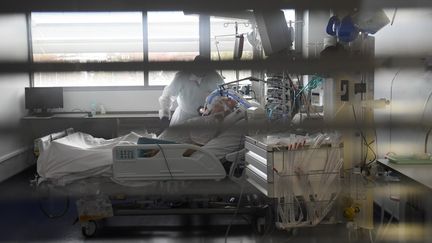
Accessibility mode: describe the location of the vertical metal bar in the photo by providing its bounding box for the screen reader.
[142,11,149,86]
[294,9,303,54]
[26,12,34,87]
[199,14,210,59]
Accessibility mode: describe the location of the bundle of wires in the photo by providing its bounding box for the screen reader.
[294,75,324,99]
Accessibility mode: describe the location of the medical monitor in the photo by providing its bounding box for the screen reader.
[254,10,293,56]
[25,87,63,113]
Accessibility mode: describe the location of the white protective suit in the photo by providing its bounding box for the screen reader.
[158,70,224,126]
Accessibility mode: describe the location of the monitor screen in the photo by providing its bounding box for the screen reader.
[25,87,63,110]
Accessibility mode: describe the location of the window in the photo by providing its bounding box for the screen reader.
[31,12,144,87]
[148,11,199,86]
[30,10,297,88]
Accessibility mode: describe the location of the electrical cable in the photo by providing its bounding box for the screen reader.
[376,213,394,242]
[227,134,244,179]
[425,129,432,154]
[351,105,377,169]
[156,144,173,179]
[296,74,302,85]
[374,121,379,163]
[298,86,323,120]
[224,180,245,243]
[369,229,375,243]
[366,140,377,166]
[294,75,323,99]
[389,69,401,153]
[220,76,266,89]
[224,131,247,242]
[420,90,432,123]
[390,8,398,26]
[420,90,432,153]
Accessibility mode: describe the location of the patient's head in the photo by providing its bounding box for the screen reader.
[203,96,238,118]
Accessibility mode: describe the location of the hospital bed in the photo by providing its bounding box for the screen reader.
[33,128,271,237]
[34,128,343,237]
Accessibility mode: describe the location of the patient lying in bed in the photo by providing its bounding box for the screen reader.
[133,109,245,159]
[37,96,248,185]
[155,96,246,159]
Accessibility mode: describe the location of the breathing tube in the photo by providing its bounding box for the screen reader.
[206,88,252,109]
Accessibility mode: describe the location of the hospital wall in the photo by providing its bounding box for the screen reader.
[374,9,432,158]
[0,14,33,182]
[62,88,162,112]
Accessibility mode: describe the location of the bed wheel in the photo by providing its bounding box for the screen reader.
[81,220,98,238]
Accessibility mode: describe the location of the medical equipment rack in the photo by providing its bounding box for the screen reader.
[244,135,343,229]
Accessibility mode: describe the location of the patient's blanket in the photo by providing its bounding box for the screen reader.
[37,132,141,185]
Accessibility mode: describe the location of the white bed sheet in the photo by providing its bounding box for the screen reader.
[37,112,246,185]
[37,132,141,185]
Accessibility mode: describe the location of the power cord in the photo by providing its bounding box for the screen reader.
[224,179,245,243]
[425,129,432,154]
[421,90,432,153]
[156,144,173,179]
[351,105,377,174]
[389,69,401,153]
[225,129,247,242]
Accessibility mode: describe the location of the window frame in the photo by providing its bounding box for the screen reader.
[28,10,298,90]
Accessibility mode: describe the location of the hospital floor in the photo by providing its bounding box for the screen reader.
[0,166,374,243]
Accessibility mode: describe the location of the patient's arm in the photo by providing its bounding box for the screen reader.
[182,149,197,157]
[139,149,160,157]
[157,125,194,144]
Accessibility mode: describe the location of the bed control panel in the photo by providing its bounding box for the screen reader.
[115,148,135,160]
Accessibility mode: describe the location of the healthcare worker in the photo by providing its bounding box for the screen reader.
[158,55,224,126]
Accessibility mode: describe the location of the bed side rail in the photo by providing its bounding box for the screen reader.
[112,144,226,181]
[34,128,75,156]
